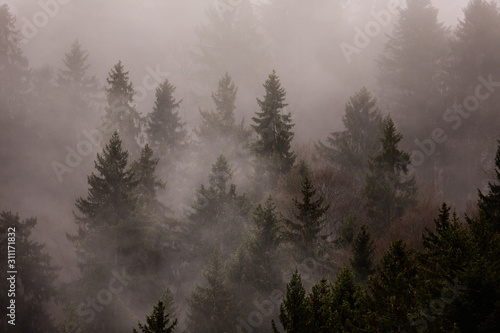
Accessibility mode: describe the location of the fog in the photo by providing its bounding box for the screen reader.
[1,0,499,332]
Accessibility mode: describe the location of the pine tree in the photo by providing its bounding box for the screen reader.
[363,117,417,231]
[316,87,383,181]
[0,212,59,333]
[272,270,310,333]
[133,301,178,333]
[146,78,187,158]
[283,176,330,259]
[186,249,237,333]
[102,61,143,158]
[350,225,375,282]
[252,70,296,187]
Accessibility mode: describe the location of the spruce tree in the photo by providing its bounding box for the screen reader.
[369,240,419,331]
[316,87,383,181]
[102,61,143,158]
[133,301,178,333]
[272,270,310,333]
[195,73,252,180]
[0,212,59,333]
[477,139,500,233]
[186,249,237,333]
[0,4,29,118]
[131,144,167,225]
[196,72,237,141]
[146,78,187,158]
[350,225,375,282]
[57,39,99,102]
[307,278,335,332]
[252,70,296,185]
[378,0,448,140]
[363,117,417,231]
[192,0,269,92]
[283,176,330,259]
[188,154,249,256]
[330,267,358,331]
[228,195,282,294]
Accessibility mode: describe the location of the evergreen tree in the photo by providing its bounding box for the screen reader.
[195,73,252,177]
[252,70,296,185]
[68,132,153,332]
[102,61,143,158]
[0,4,29,118]
[369,239,419,331]
[330,267,359,331]
[131,144,167,225]
[57,39,99,103]
[0,212,59,333]
[316,87,383,181]
[378,0,449,140]
[307,278,334,333]
[350,225,375,282]
[188,154,250,256]
[477,139,500,233]
[363,117,417,231]
[192,0,270,95]
[133,301,178,333]
[196,72,237,141]
[272,270,310,333]
[146,78,187,158]
[228,195,282,295]
[283,176,330,259]
[445,0,500,208]
[186,249,237,333]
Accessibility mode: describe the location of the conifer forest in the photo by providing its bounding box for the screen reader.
[3,0,500,332]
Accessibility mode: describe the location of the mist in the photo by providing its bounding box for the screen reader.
[1,0,500,332]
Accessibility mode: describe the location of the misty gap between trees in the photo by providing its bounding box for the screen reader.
[1,0,500,332]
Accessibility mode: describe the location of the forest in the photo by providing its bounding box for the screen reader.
[1,0,500,332]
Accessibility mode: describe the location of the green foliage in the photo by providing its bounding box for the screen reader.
[477,139,500,234]
[316,87,382,181]
[350,225,375,282]
[252,70,296,185]
[369,239,419,331]
[273,270,310,333]
[133,301,178,333]
[363,117,417,231]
